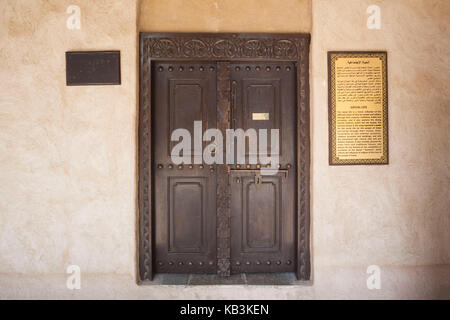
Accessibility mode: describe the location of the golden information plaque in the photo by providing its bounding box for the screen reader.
[328,51,388,165]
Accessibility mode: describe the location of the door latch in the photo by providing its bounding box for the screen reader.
[229,168,289,179]
[254,172,262,185]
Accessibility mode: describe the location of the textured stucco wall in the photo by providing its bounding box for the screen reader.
[139,0,312,32]
[0,0,449,299]
[0,0,138,276]
[311,0,450,268]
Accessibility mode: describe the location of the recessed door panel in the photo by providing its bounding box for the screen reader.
[245,82,278,129]
[169,177,206,253]
[242,80,281,156]
[169,79,209,157]
[242,176,281,252]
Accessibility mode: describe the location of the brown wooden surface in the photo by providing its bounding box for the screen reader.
[229,62,297,273]
[216,62,232,276]
[152,62,217,274]
[138,33,311,282]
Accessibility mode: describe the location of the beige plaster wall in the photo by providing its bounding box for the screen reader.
[139,0,312,32]
[0,0,449,299]
[0,0,138,276]
[312,0,450,268]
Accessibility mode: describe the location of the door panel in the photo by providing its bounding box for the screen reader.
[241,79,281,155]
[168,79,209,157]
[230,62,297,273]
[153,62,217,274]
[168,177,207,253]
[241,175,281,252]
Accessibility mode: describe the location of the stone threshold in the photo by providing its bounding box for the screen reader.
[142,272,307,286]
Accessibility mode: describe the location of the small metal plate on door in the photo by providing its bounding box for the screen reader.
[252,113,269,120]
[66,51,121,86]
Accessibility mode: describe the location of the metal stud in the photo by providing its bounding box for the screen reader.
[277,164,281,169]
[178,262,183,266]
[168,261,174,265]
[158,66,163,72]
[276,66,281,71]
[178,164,183,169]
[235,261,241,266]
[256,261,261,265]
[168,66,173,72]
[199,66,204,72]
[266,164,271,168]
[188,261,193,266]
[179,66,184,72]
[189,66,194,72]
[158,261,163,266]
[286,260,292,265]
[286,66,291,72]
[287,163,292,169]
[245,66,251,71]
[235,66,241,71]
[246,164,251,169]
[236,164,241,168]
[208,261,214,265]
[276,260,281,265]
[266,260,271,265]
[188,164,193,169]
[199,164,204,169]
[168,164,173,169]
[245,261,251,265]
[199,261,204,266]
[255,66,261,71]
[157,164,163,169]
[256,164,261,169]
[209,165,214,169]
[210,66,215,71]
[266,66,271,72]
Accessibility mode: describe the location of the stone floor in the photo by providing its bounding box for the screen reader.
[147,272,302,286]
[2,266,449,299]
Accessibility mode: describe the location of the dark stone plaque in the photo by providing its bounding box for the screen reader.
[65,51,121,86]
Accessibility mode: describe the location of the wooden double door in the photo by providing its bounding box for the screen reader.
[152,60,297,276]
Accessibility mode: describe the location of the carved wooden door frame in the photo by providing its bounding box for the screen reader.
[138,33,311,282]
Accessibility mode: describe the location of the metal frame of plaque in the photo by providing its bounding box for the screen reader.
[328,51,388,165]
